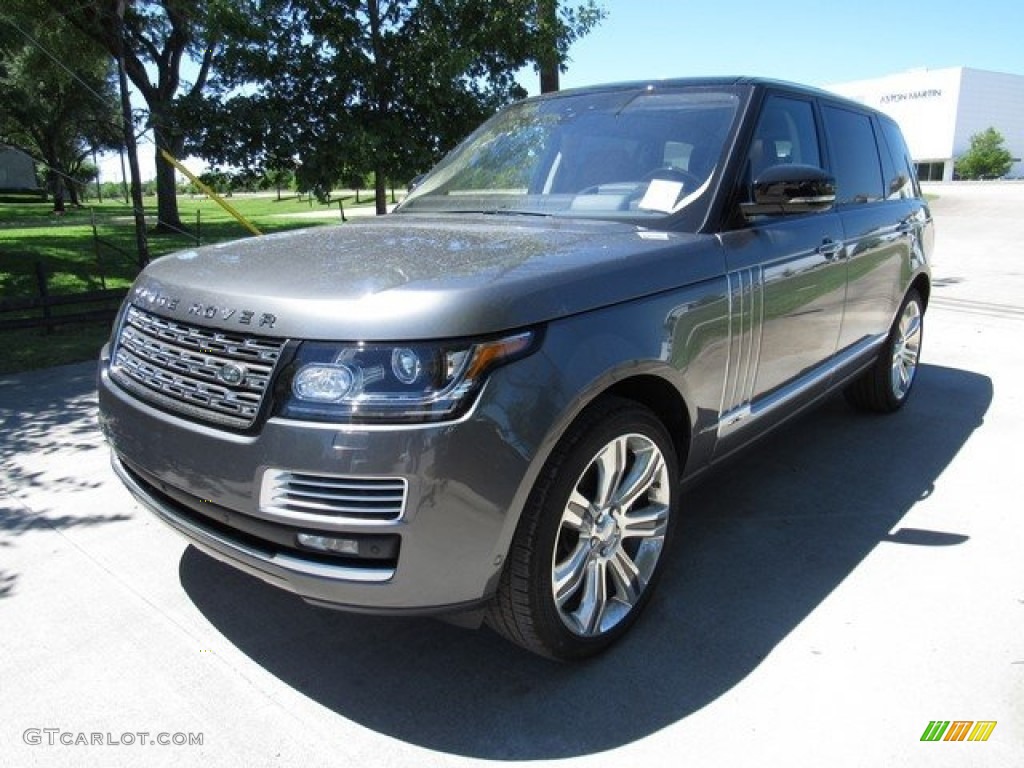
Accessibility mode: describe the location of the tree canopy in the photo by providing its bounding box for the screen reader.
[955,127,1015,180]
[48,0,242,230]
[7,0,604,222]
[189,0,605,212]
[0,0,121,210]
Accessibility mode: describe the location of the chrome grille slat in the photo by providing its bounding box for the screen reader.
[110,305,286,429]
[260,470,407,522]
[282,487,405,504]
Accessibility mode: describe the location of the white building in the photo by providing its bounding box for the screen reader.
[827,67,1024,181]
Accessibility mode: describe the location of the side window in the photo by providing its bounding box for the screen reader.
[879,119,920,199]
[822,105,885,205]
[747,96,821,184]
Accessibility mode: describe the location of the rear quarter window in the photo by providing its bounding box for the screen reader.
[879,118,920,199]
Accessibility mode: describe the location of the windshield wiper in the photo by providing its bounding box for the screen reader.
[480,209,552,218]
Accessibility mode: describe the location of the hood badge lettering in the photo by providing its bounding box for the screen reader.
[134,287,276,329]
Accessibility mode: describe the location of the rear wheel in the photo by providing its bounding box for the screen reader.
[487,398,678,660]
[845,289,924,413]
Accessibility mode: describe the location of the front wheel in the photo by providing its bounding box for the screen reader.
[487,398,678,660]
[845,288,924,413]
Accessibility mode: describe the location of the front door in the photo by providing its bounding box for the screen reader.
[715,94,847,454]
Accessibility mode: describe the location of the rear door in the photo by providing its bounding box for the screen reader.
[820,104,911,357]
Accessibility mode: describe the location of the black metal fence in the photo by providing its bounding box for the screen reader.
[0,261,126,332]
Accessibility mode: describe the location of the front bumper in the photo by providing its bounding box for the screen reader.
[97,357,539,614]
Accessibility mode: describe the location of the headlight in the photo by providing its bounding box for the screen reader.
[277,330,537,423]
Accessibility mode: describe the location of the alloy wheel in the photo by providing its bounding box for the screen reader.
[890,298,923,400]
[550,433,671,636]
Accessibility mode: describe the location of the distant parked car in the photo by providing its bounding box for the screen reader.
[99,77,932,660]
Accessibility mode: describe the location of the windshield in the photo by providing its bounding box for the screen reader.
[397,84,744,230]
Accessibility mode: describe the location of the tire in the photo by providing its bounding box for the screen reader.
[486,397,678,660]
[845,288,924,413]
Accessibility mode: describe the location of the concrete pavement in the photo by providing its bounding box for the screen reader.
[1,182,1021,767]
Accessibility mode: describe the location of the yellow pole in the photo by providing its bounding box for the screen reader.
[159,148,262,237]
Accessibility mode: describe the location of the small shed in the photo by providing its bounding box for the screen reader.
[0,147,43,194]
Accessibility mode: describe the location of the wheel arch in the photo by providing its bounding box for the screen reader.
[603,374,692,474]
[484,368,695,599]
[910,272,931,310]
[485,384,686,658]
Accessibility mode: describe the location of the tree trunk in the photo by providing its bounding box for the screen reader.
[540,62,560,94]
[152,124,185,233]
[67,179,82,207]
[374,168,388,215]
[49,170,66,214]
[368,1,390,217]
[538,0,560,94]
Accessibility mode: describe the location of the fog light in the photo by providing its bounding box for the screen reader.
[296,533,360,555]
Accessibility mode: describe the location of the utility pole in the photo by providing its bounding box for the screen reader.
[119,147,129,204]
[92,148,103,202]
[115,0,149,268]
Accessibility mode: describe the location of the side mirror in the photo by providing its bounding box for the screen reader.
[741,164,836,218]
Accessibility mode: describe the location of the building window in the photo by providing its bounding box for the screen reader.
[916,162,946,181]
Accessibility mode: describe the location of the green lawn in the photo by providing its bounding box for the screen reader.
[0,191,372,374]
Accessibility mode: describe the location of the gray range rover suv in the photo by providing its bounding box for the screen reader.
[98,77,932,660]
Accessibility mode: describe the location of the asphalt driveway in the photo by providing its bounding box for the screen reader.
[1,182,1021,767]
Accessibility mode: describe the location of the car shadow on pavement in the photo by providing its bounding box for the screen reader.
[180,363,991,759]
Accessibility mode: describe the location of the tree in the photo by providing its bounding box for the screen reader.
[955,127,1014,180]
[196,0,604,215]
[265,167,295,201]
[0,1,122,211]
[48,0,239,231]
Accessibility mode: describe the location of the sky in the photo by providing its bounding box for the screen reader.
[549,0,1024,93]
[101,0,1024,183]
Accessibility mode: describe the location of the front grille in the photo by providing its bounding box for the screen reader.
[110,305,287,429]
[260,470,408,522]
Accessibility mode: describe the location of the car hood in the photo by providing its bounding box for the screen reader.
[127,214,724,339]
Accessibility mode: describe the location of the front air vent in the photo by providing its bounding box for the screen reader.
[260,470,408,523]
